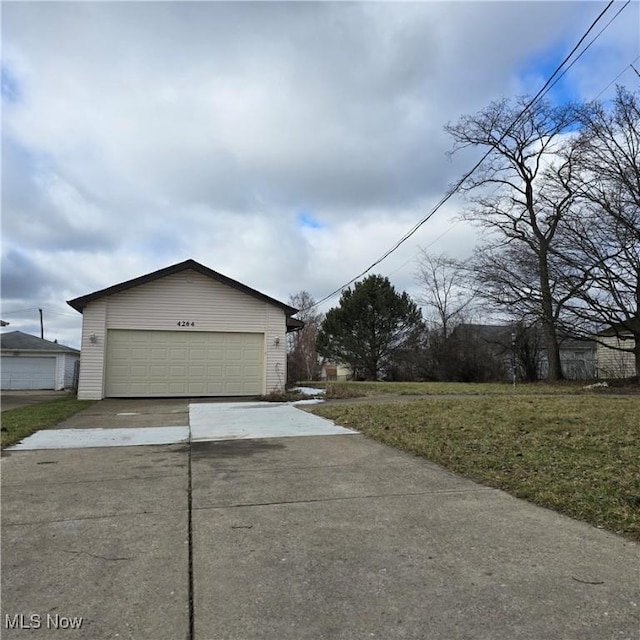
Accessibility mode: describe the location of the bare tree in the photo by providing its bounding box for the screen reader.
[414,250,474,339]
[556,86,640,376]
[287,291,323,384]
[446,96,580,380]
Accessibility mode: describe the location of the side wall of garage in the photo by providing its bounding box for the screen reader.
[77,269,287,399]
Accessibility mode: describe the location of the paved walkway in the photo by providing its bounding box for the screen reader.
[1,400,638,639]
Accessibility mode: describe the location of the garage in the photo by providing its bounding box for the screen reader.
[1,356,56,390]
[105,330,264,397]
[0,331,80,390]
[68,259,303,400]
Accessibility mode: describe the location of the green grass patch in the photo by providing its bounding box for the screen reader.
[1,396,95,449]
[311,395,640,540]
[302,380,612,397]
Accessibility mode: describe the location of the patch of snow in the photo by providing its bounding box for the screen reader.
[583,382,609,390]
[291,386,326,396]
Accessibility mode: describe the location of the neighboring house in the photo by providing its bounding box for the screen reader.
[1,331,80,390]
[319,360,352,381]
[67,259,302,400]
[556,335,598,380]
[596,321,639,379]
[455,324,597,380]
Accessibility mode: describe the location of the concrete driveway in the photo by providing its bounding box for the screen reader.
[2,399,639,639]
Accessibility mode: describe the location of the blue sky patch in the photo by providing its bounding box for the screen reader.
[1,65,22,104]
[297,211,323,230]
[518,41,583,106]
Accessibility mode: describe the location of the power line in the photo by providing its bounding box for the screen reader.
[391,47,640,283]
[535,0,630,100]
[0,308,40,316]
[594,55,640,99]
[302,0,621,312]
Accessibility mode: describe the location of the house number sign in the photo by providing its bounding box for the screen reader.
[177,321,196,327]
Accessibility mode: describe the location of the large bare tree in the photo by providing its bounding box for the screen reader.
[446,96,579,380]
[556,86,640,376]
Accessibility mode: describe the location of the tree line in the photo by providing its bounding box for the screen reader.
[288,87,639,384]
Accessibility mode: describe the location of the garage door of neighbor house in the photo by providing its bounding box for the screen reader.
[105,330,264,397]
[1,356,56,390]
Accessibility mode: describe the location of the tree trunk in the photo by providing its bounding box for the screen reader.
[538,248,564,381]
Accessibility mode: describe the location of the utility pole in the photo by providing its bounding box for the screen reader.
[39,308,44,339]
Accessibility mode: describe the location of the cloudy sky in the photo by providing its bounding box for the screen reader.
[2,0,638,347]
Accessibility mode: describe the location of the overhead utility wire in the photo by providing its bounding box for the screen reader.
[385,5,634,282]
[386,56,637,282]
[302,0,620,312]
[594,55,640,99]
[533,0,630,98]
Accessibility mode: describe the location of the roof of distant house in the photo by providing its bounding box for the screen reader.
[0,331,79,354]
[455,323,596,350]
[597,318,640,337]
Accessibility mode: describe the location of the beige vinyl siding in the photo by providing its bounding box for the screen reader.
[106,271,267,331]
[77,300,107,399]
[265,305,287,393]
[597,336,636,378]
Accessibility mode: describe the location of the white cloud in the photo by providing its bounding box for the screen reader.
[2,1,638,347]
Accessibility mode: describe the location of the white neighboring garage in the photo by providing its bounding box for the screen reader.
[1,331,80,390]
[67,259,304,400]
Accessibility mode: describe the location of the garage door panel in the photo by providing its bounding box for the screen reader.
[1,356,57,390]
[106,330,264,397]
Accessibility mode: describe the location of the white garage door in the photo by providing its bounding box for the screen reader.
[105,330,264,397]
[1,356,56,390]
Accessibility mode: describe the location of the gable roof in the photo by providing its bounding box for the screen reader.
[67,259,299,316]
[0,331,79,354]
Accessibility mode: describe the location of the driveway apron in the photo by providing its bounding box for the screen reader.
[2,399,639,639]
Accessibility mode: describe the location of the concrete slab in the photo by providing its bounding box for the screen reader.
[2,513,188,639]
[1,445,189,639]
[191,434,640,640]
[191,435,482,509]
[7,426,189,450]
[1,444,189,485]
[56,398,189,429]
[190,402,357,441]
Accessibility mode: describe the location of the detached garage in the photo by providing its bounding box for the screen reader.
[67,259,302,400]
[1,331,80,391]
